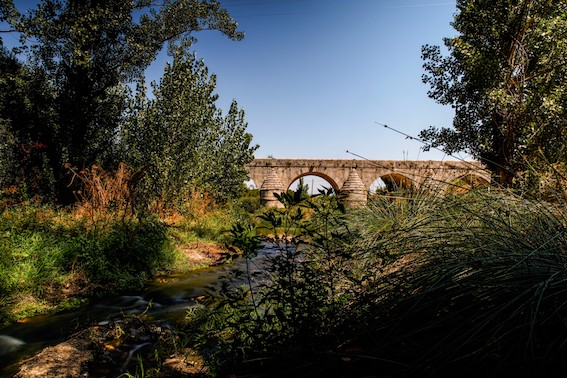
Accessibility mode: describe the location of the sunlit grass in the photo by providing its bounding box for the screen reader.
[0,195,245,325]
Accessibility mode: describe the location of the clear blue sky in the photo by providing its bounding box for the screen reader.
[145,0,463,161]
[6,0,463,162]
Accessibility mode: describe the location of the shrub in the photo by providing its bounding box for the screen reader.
[67,216,174,292]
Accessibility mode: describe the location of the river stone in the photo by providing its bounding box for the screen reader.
[15,338,93,378]
[161,348,208,376]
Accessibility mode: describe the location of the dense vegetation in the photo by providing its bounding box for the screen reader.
[0,184,256,325]
[177,184,567,377]
[420,0,566,187]
[0,0,257,324]
[0,0,255,205]
[1,1,566,377]
[0,206,172,324]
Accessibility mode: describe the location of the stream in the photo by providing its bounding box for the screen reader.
[0,244,276,377]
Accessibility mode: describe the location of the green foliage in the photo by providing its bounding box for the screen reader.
[67,217,174,292]
[0,0,243,203]
[228,222,262,259]
[185,186,356,375]
[0,46,56,201]
[172,205,238,246]
[120,49,257,206]
[183,185,567,376]
[420,0,567,187]
[291,177,310,199]
[0,206,176,324]
[234,188,262,215]
[346,190,567,376]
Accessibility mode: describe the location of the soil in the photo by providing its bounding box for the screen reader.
[14,317,209,377]
[177,241,232,266]
[14,338,93,378]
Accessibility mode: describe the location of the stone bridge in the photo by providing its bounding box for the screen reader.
[246,158,491,207]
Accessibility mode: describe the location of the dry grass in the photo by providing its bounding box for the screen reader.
[68,163,137,223]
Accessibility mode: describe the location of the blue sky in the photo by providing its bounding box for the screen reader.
[145,0,463,161]
[5,0,463,162]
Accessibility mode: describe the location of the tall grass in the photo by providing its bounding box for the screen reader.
[0,205,176,325]
[347,189,567,376]
[187,181,567,376]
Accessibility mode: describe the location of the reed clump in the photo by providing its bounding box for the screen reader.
[189,179,567,377]
[347,189,567,376]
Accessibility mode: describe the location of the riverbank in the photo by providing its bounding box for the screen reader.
[7,187,567,377]
[2,241,269,378]
[0,202,238,327]
[13,316,207,378]
[0,200,243,377]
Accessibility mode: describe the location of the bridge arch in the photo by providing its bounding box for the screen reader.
[446,174,490,194]
[287,172,340,192]
[370,173,414,193]
[380,173,414,191]
[244,179,258,190]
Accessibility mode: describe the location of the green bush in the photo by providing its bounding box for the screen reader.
[234,188,262,215]
[67,216,174,292]
[185,187,356,375]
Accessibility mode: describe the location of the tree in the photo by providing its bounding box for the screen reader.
[293,177,310,199]
[420,0,567,186]
[0,0,243,202]
[120,49,257,206]
[201,100,259,200]
[0,45,57,200]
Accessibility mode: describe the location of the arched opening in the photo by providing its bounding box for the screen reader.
[369,174,414,200]
[375,173,414,192]
[446,174,490,194]
[288,174,338,197]
[369,177,387,194]
[243,179,257,190]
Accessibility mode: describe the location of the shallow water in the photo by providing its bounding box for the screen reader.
[0,243,276,377]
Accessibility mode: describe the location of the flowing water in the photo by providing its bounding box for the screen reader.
[0,244,276,377]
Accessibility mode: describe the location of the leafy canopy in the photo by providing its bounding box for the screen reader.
[420,0,567,186]
[0,0,246,203]
[120,49,257,205]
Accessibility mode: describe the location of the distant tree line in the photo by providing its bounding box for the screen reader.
[0,0,257,205]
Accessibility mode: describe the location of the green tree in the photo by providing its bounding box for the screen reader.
[201,100,259,200]
[0,45,56,200]
[420,0,567,186]
[291,177,310,199]
[121,49,257,206]
[0,0,243,202]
